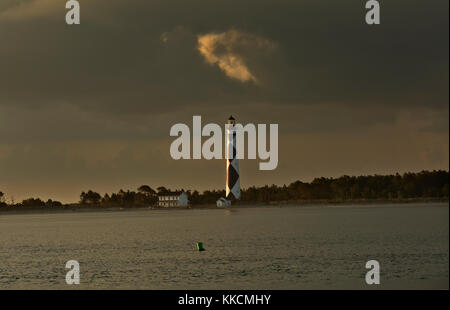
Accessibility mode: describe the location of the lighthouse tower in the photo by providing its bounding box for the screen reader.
[226,115,241,200]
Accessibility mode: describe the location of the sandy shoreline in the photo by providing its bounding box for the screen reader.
[0,198,447,216]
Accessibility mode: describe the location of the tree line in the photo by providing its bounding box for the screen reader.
[0,170,448,208]
[239,170,449,203]
[189,170,449,204]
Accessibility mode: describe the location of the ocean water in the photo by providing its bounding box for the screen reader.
[0,203,448,289]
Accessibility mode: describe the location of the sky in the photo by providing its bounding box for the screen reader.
[0,0,448,203]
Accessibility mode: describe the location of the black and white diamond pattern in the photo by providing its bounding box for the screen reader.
[226,127,240,199]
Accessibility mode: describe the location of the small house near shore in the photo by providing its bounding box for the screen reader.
[216,197,231,208]
[157,191,189,207]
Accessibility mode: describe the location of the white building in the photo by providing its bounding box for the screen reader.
[157,191,189,207]
[216,197,231,208]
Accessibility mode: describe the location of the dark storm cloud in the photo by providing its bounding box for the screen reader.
[0,0,448,113]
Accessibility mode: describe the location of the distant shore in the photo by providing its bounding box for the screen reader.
[0,197,447,215]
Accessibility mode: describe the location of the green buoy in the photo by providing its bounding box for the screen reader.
[197,242,205,251]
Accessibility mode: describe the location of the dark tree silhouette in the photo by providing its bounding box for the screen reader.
[80,190,102,205]
[157,186,169,195]
[138,185,156,196]
[0,171,448,209]
[0,191,6,207]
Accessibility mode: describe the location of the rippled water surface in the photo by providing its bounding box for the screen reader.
[0,203,448,289]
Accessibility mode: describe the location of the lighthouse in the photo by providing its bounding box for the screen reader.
[226,115,241,200]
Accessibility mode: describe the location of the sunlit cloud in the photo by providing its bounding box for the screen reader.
[197,29,276,84]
